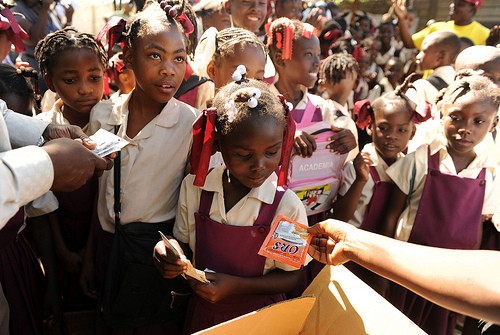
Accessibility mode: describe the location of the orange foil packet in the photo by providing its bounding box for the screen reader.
[258,215,312,269]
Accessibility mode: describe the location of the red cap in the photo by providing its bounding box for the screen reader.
[462,0,482,10]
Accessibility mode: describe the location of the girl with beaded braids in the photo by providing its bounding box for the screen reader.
[84,0,198,332]
[382,74,500,335]
[153,76,307,333]
[31,26,106,322]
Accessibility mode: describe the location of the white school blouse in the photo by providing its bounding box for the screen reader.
[88,92,199,233]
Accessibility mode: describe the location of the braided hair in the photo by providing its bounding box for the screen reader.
[213,79,286,136]
[320,53,359,85]
[144,0,197,55]
[0,63,35,116]
[35,27,107,77]
[212,27,266,66]
[267,18,314,60]
[124,0,188,50]
[441,73,500,109]
[370,73,418,119]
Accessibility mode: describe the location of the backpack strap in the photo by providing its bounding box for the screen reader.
[174,75,212,99]
[426,75,448,91]
[253,186,287,227]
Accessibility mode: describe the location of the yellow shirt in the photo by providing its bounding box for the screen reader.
[412,20,490,50]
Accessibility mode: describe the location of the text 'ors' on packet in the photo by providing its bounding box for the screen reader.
[258,215,312,269]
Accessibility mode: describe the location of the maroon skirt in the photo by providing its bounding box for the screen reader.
[0,221,45,335]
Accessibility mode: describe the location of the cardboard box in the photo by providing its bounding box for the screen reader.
[196,265,427,334]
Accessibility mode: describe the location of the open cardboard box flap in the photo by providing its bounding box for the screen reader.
[196,265,427,335]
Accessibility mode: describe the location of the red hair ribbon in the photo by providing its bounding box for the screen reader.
[0,7,29,52]
[277,94,296,186]
[176,12,194,36]
[353,99,373,130]
[302,23,316,39]
[414,101,433,124]
[97,16,127,60]
[282,21,294,60]
[191,107,217,187]
[352,45,364,62]
[323,29,341,42]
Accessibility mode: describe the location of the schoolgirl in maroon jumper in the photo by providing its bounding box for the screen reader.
[267,18,356,297]
[332,75,431,295]
[34,27,106,310]
[154,77,308,333]
[384,74,500,335]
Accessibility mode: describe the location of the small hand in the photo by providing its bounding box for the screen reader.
[486,25,500,47]
[304,7,325,33]
[80,258,97,299]
[294,131,317,157]
[60,249,83,273]
[391,0,407,20]
[153,240,187,279]
[327,127,357,154]
[353,152,372,183]
[189,272,236,304]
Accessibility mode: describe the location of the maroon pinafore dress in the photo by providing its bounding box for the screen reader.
[360,166,395,233]
[185,188,286,333]
[0,209,45,335]
[387,149,486,335]
[53,176,97,306]
[346,166,395,295]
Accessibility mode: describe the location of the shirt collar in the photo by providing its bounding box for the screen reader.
[106,90,181,129]
[201,165,278,205]
[362,142,404,170]
[432,66,455,85]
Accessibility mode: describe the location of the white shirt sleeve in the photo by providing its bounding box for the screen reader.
[0,146,54,228]
[2,103,48,148]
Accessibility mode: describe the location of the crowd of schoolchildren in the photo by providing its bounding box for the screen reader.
[0,0,499,334]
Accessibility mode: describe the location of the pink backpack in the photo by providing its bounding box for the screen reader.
[288,94,347,215]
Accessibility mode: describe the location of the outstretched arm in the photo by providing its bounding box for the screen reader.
[392,0,416,49]
[308,219,500,324]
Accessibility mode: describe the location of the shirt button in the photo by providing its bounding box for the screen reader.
[258,227,266,233]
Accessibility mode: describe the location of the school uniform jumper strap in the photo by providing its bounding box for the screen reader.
[359,166,395,234]
[291,94,323,127]
[409,147,486,249]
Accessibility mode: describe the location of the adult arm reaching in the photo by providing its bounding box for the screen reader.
[1,100,113,226]
[307,219,500,324]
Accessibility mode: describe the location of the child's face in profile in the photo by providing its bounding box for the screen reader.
[284,35,321,88]
[209,44,266,89]
[370,105,414,165]
[227,0,267,33]
[443,93,498,156]
[46,48,104,116]
[219,115,284,189]
[416,37,441,71]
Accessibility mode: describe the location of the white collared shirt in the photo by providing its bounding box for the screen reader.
[88,93,199,233]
